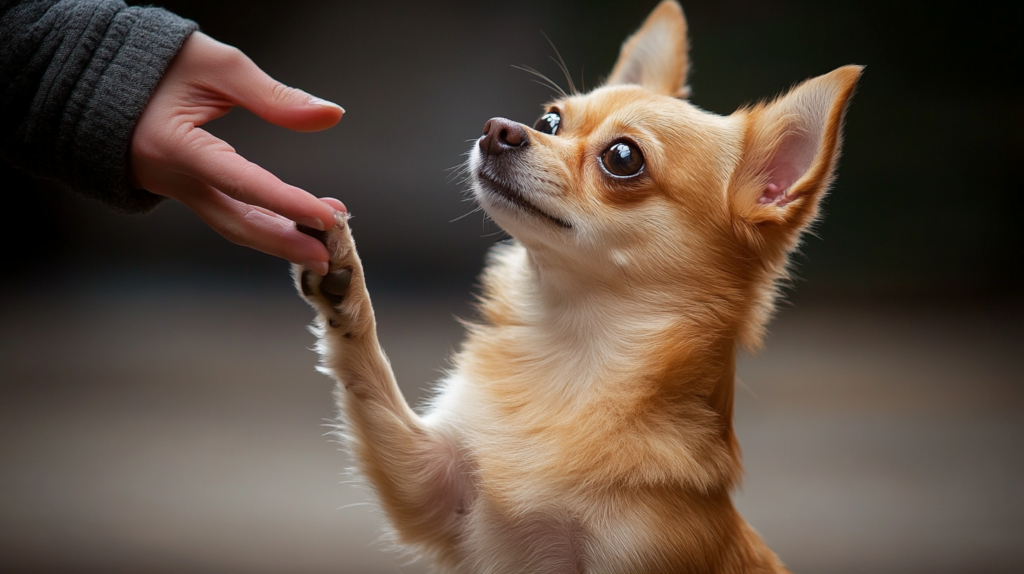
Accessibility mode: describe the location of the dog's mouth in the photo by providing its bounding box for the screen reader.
[476,172,572,230]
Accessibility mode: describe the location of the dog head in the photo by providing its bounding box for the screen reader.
[469,0,861,348]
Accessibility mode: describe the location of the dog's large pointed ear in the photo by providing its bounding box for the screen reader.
[606,0,690,98]
[729,65,863,249]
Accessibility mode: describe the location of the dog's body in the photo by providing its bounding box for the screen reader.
[295,2,860,572]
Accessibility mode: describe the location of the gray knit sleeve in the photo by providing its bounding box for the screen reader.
[0,0,198,213]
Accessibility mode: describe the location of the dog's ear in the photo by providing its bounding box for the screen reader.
[606,0,690,98]
[729,65,863,250]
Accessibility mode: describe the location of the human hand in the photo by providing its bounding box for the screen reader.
[130,32,344,275]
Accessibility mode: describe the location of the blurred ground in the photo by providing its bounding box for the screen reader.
[0,278,1020,574]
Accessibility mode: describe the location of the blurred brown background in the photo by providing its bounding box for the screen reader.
[1,1,1021,572]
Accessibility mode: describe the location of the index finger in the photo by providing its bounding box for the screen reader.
[174,127,335,231]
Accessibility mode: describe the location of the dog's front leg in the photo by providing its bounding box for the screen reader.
[294,214,468,558]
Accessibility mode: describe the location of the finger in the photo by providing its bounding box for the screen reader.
[173,127,336,231]
[172,177,331,274]
[320,197,347,212]
[195,33,344,132]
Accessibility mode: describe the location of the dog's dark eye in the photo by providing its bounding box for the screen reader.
[533,112,561,135]
[601,141,644,177]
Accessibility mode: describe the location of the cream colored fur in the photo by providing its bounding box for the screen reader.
[294,2,861,572]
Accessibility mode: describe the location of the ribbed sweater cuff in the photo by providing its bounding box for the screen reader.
[71,6,197,213]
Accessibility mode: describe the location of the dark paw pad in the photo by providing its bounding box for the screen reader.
[300,270,318,297]
[319,267,353,304]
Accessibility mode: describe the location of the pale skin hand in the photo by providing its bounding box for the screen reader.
[130,32,346,276]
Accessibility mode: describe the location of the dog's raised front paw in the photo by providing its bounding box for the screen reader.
[294,213,367,337]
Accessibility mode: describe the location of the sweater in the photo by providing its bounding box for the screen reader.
[0,0,197,213]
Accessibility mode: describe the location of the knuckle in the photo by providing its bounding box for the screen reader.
[218,172,245,198]
[269,81,298,106]
[211,218,246,245]
[212,163,259,201]
[226,163,262,199]
[216,45,247,69]
[174,123,202,149]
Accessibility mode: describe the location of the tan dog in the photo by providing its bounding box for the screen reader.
[295,1,860,571]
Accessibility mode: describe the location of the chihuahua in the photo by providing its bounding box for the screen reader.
[294,1,860,572]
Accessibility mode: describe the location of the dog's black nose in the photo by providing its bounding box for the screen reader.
[479,118,529,156]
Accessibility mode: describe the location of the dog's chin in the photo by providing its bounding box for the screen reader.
[473,172,572,231]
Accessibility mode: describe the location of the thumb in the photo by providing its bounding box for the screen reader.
[250,82,345,132]
[205,37,344,132]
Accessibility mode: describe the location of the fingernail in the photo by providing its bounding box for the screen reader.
[305,260,329,276]
[320,197,348,212]
[298,217,325,231]
[309,96,344,114]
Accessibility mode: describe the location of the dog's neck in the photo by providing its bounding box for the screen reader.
[519,238,744,357]
[469,241,743,485]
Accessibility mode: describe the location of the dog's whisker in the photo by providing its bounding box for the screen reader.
[513,64,568,98]
[548,55,577,97]
[479,227,510,239]
[450,206,484,223]
[735,377,760,401]
[445,159,475,184]
[446,168,472,183]
[337,502,375,511]
[542,32,577,96]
